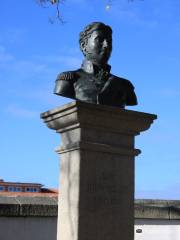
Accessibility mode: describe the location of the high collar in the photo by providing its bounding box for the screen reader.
[81,59,111,74]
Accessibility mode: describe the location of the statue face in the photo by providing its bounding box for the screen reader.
[84,29,112,66]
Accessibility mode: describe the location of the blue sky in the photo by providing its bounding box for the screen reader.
[1,0,180,199]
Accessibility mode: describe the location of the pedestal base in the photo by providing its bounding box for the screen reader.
[41,101,157,240]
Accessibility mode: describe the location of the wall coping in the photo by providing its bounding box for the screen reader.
[0,195,58,217]
[0,196,180,219]
[135,199,180,220]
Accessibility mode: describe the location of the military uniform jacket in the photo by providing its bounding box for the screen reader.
[54,61,137,108]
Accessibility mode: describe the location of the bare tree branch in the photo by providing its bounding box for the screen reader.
[36,0,144,24]
[36,0,65,23]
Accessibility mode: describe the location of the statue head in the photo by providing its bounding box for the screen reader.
[79,22,112,66]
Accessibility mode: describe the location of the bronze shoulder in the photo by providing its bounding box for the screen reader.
[54,70,81,99]
[123,79,137,106]
[109,74,137,106]
[111,75,135,89]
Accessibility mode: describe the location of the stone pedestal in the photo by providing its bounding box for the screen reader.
[41,101,157,240]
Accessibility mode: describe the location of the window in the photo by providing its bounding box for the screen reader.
[25,187,40,192]
[8,186,16,192]
[26,187,33,192]
[25,187,39,192]
[33,188,38,192]
[25,187,30,192]
[0,186,5,191]
[15,187,22,192]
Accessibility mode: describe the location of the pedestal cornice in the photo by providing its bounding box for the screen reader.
[41,101,157,135]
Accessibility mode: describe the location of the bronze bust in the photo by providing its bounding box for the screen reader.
[54,22,137,108]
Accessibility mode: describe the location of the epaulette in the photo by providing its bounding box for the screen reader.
[57,71,77,81]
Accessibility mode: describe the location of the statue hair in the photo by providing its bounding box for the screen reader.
[79,22,112,56]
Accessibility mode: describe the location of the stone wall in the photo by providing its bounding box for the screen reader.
[0,195,57,240]
[0,216,57,240]
[0,196,180,240]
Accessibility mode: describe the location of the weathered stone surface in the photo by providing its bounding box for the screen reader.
[0,204,19,216]
[135,199,180,220]
[0,196,58,217]
[41,101,157,240]
[135,199,169,219]
[16,196,57,205]
[168,200,180,220]
[41,101,156,136]
[1,196,180,220]
[0,196,19,216]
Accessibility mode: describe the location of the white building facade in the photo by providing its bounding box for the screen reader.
[135,199,180,240]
